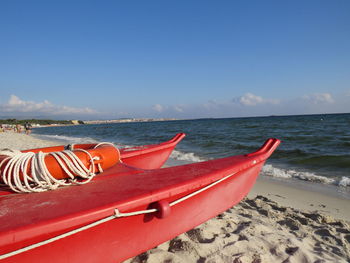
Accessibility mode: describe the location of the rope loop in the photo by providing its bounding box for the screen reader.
[0,142,118,193]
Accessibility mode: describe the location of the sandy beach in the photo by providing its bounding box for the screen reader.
[0,131,59,150]
[0,132,349,262]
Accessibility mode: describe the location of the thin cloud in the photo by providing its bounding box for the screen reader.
[0,95,98,116]
[152,104,185,114]
[302,93,334,104]
[235,93,280,106]
[173,106,184,113]
[152,104,165,113]
[239,93,264,106]
[148,92,348,119]
[4,91,347,120]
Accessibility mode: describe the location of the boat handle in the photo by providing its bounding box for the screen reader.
[115,170,238,218]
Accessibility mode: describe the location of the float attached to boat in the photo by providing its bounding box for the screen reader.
[0,135,280,263]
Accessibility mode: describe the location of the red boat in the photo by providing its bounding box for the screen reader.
[119,133,185,169]
[20,133,185,170]
[0,138,280,263]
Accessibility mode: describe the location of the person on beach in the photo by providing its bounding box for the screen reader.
[24,122,32,135]
[0,125,3,132]
[16,124,21,133]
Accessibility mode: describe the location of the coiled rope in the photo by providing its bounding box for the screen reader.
[0,143,117,193]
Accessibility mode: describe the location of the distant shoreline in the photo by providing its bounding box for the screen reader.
[1,112,349,127]
[84,118,178,125]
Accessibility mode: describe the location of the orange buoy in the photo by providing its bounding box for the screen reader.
[22,144,120,180]
[0,143,121,192]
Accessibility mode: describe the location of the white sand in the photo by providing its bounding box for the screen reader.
[0,132,349,262]
[0,131,58,150]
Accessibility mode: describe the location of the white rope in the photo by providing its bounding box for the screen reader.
[0,212,119,260]
[0,143,117,193]
[116,171,237,217]
[0,169,238,260]
[92,142,121,172]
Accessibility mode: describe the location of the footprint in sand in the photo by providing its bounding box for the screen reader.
[344,235,350,243]
[186,228,218,244]
[232,221,251,235]
[314,228,344,246]
[168,237,192,253]
[277,218,300,231]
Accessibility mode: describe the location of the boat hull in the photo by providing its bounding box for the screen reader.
[19,133,185,170]
[119,133,185,169]
[0,138,280,263]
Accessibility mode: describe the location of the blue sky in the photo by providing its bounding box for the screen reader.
[1,0,349,119]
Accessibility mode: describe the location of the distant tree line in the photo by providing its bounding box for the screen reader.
[0,119,81,125]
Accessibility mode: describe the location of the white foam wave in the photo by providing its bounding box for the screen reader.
[117,144,134,149]
[262,164,349,187]
[170,150,205,163]
[339,176,350,187]
[34,134,98,144]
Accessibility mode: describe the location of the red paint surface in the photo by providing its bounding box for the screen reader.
[0,138,280,263]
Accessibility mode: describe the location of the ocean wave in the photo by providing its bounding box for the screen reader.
[170,150,206,163]
[33,134,98,144]
[262,164,350,187]
[339,176,350,187]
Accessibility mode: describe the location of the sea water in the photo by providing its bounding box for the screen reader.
[33,113,350,191]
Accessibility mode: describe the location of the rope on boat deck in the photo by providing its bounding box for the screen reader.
[115,171,238,217]
[0,169,240,260]
[0,143,117,193]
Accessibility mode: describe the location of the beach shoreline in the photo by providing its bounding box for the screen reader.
[249,176,350,222]
[0,132,349,262]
